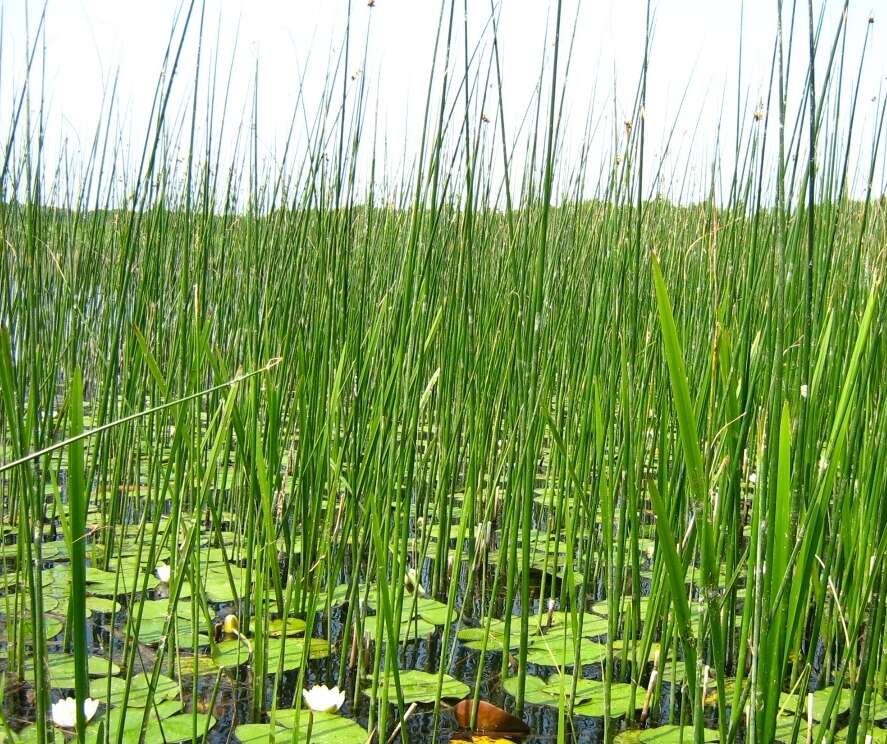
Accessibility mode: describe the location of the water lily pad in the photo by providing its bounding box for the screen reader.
[203,567,248,602]
[140,713,214,743]
[86,596,121,614]
[96,700,182,733]
[525,634,606,667]
[86,567,157,596]
[21,615,64,640]
[565,680,638,718]
[177,654,219,677]
[827,724,887,742]
[89,673,179,707]
[89,703,212,743]
[128,616,211,646]
[779,686,850,721]
[458,619,516,651]
[16,725,66,743]
[502,674,553,706]
[236,710,369,743]
[363,670,469,703]
[613,724,719,742]
[267,617,307,636]
[212,636,330,671]
[134,599,195,622]
[414,598,457,626]
[774,714,809,743]
[25,653,120,685]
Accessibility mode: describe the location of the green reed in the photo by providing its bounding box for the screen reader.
[0,2,886,743]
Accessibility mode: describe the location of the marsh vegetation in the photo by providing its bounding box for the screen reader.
[0,1,885,742]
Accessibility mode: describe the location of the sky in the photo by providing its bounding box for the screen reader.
[1,1,884,204]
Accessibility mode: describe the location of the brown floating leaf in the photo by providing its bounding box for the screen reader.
[452,699,530,736]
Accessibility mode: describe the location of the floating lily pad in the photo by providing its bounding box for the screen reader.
[363,670,469,703]
[458,619,516,651]
[774,714,809,743]
[202,570,246,603]
[139,712,215,743]
[21,615,64,640]
[267,617,307,636]
[412,597,457,626]
[827,724,887,742]
[86,567,158,596]
[613,724,720,742]
[779,686,850,721]
[25,653,120,684]
[236,710,369,743]
[89,673,180,707]
[128,616,211,646]
[87,704,213,744]
[502,674,554,706]
[86,596,121,614]
[212,636,330,671]
[16,725,66,743]
[95,699,182,734]
[566,682,638,718]
[133,599,196,622]
[177,654,219,677]
[524,634,607,667]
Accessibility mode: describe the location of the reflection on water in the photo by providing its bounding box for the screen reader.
[2,503,672,743]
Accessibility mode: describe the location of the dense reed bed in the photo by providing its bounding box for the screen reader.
[0,1,886,743]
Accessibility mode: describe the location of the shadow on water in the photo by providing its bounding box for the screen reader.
[0,497,737,743]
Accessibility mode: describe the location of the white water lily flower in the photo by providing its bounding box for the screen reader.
[302,684,345,713]
[51,697,99,728]
[156,564,171,583]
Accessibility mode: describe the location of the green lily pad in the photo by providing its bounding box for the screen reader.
[89,703,213,744]
[25,653,120,684]
[363,670,469,703]
[133,599,195,622]
[267,617,307,636]
[202,566,249,602]
[568,682,638,718]
[414,598,457,626]
[525,634,607,667]
[89,673,180,707]
[16,725,66,743]
[95,700,182,734]
[457,619,516,651]
[140,713,215,743]
[774,713,809,743]
[178,654,220,677]
[613,724,720,742]
[779,686,850,722]
[21,615,64,640]
[128,616,211,646]
[237,710,369,743]
[827,724,887,742]
[85,596,121,614]
[212,636,330,671]
[502,674,554,705]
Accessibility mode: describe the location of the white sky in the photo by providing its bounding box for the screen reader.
[1,1,884,204]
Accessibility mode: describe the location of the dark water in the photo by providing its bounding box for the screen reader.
[1,495,722,743]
